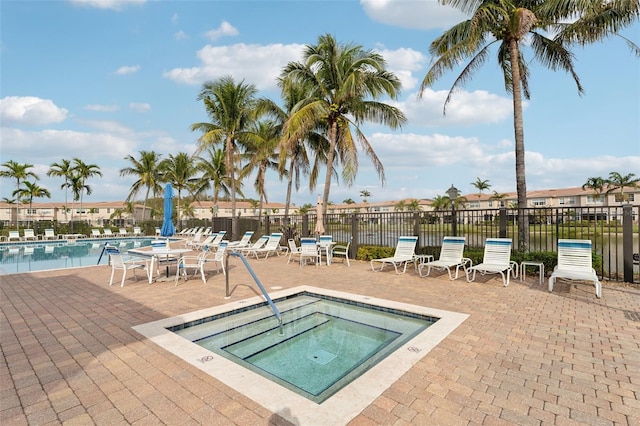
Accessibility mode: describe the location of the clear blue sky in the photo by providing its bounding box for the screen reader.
[1,0,639,207]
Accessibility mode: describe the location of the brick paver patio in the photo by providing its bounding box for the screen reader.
[2,253,639,425]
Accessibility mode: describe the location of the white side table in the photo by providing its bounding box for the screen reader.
[413,254,434,272]
[520,261,545,285]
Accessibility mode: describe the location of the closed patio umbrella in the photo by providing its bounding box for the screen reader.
[315,195,325,236]
[161,183,175,237]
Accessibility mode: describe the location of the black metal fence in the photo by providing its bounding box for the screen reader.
[242,205,639,284]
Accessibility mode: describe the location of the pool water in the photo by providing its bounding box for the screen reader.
[170,292,435,403]
[0,238,156,274]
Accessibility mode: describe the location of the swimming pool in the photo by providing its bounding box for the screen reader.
[134,286,469,424]
[0,238,158,274]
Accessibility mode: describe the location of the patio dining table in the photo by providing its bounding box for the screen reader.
[128,246,190,283]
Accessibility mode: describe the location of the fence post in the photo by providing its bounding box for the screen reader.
[622,204,633,283]
[264,215,270,235]
[499,208,507,238]
[351,213,358,259]
[302,214,309,237]
[413,212,420,245]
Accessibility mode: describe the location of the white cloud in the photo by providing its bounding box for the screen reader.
[204,21,239,41]
[171,13,179,24]
[67,0,146,11]
[114,65,140,75]
[395,89,514,127]
[360,0,468,30]
[175,30,188,40]
[85,104,119,112]
[129,102,151,112]
[163,43,306,89]
[374,47,427,91]
[0,96,68,126]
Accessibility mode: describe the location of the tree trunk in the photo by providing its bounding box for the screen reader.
[284,156,294,219]
[322,120,339,217]
[509,39,529,251]
[227,135,236,217]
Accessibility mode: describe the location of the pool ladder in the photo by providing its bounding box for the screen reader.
[225,251,283,335]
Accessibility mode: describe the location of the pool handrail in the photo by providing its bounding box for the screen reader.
[225,250,283,334]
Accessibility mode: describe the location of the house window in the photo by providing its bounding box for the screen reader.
[614,193,636,202]
[531,199,546,206]
[469,201,480,208]
[488,201,493,207]
[27,209,37,215]
[586,195,604,204]
[558,197,575,205]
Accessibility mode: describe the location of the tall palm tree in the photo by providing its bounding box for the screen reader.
[72,158,102,222]
[406,199,422,212]
[281,33,407,216]
[582,176,607,202]
[68,174,90,227]
[606,172,639,202]
[239,120,282,224]
[12,181,51,226]
[419,0,639,250]
[191,75,258,218]
[47,159,74,222]
[159,152,198,226]
[430,195,450,211]
[471,178,491,199]
[119,150,163,221]
[0,160,39,197]
[193,147,231,216]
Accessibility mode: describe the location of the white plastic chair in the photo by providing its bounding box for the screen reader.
[299,238,320,267]
[418,236,469,280]
[331,236,352,266]
[105,245,147,287]
[228,231,255,249]
[287,238,302,264]
[23,229,38,241]
[43,229,58,240]
[245,233,284,259]
[466,238,513,286]
[370,236,418,274]
[549,239,601,298]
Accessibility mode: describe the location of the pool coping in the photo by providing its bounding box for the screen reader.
[132,285,469,425]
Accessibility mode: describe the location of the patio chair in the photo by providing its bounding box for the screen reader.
[8,230,22,242]
[331,236,352,266]
[183,231,203,249]
[119,228,129,237]
[91,229,103,238]
[466,238,513,287]
[370,236,418,274]
[23,229,38,241]
[189,233,215,250]
[195,231,226,251]
[418,236,470,280]
[245,233,284,260]
[43,229,58,240]
[287,238,302,264]
[240,235,269,256]
[299,237,321,267]
[133,227,142,236]
[103,228,115,238]
[228,231,254,249]
[104,245,148,287]
[549,239,602,298]
[318,235,334,265]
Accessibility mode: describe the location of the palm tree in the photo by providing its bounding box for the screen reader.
[394,200,406,212]
[419,0,639,250]
[47,159,74,222]
[430,195,450,211]
[191,75,258,218]
[193,147,231,216]
[281,33,407,216]
[68,174,90,228]
[343,198,356,205]
[239,120,282,224]
[582,176,607,203]
[471,178,491,199]
[159,152,198,226]
[119,151,163,221]
[0,160,39,196]
[406,199,422,212]
[606,172,639,202]
[72,158,102,222]
[12,181,51,226]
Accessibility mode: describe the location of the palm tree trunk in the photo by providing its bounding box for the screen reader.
[143,186,151,221]
[284,157,294,219]
[509,39,529,251]
[322,121,339,217]
[227,136,236,217]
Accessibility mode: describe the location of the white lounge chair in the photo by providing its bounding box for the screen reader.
[228,231,255,249]
[418,236,470,280]
[466,238,513,287]
[184,231,203,249]
[91,229,103,238]
[299,237,321,267]
[119,228,129,237]
[105,245,148,287]
[8,230,22,242]
[549,239,602,298]
[133,227,142,236]
[241,235,269,256]
[245,233,284,260]
[23,229,38,241]
[370,236,418,274]
[43,229,58,240]
[331,236,352,266]
[103,228,115,238]
[193,231,226,251]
